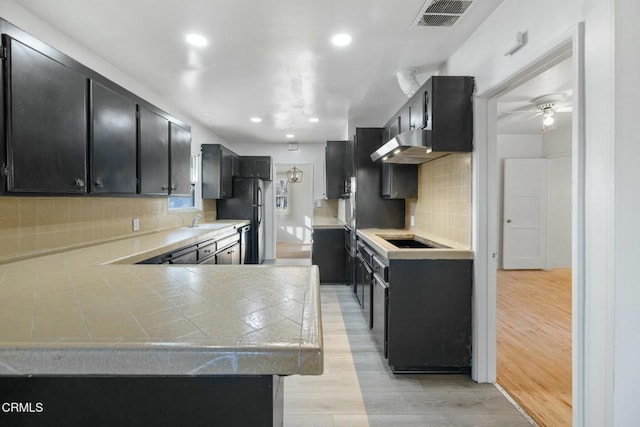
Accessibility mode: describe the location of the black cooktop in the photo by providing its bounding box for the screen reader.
[385,239,437,249]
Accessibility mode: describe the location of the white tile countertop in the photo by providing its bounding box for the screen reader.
[0,221,323,376]
[357,228,474,260]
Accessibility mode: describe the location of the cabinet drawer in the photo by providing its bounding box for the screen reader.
[197,243,216,262]
[169,250,198,264]
[216,233,240,250]
[372,255,389,282]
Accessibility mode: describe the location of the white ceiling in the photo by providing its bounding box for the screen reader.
[497,56,573,135]
[14,0,504,144]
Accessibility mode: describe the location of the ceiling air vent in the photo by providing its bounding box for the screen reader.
[414,0,473,27]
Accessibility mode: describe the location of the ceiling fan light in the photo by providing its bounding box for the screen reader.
[543,114,555,126]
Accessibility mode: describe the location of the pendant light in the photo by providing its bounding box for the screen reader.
[287,166,303,183]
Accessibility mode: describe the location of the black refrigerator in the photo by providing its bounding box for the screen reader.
[216,178,265,264]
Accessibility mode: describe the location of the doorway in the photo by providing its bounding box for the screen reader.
[470,23,585,426]
[274,163,313,260]
[494,56,574,426]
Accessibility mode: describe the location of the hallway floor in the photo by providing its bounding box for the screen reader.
[284,285,531,426]
[497,268,572,426]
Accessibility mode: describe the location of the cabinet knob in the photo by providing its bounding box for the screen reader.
[171,185,176,191]
[161,185,169,191]
[75,178,85,188]
[506,219,512,223]
[94,180,104,189]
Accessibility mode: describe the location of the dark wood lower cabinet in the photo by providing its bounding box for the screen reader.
[356,239,472,373]
[216,242,241,264]
[312,229,346,284]
[0,375,283,427]
[387,259,472,373]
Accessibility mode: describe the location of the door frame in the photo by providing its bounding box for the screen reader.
[471,23,585,424]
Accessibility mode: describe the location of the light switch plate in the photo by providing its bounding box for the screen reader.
[132,218,140,232]
[410,215,415,227]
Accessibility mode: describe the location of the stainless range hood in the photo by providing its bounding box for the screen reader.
[370,129,450,164]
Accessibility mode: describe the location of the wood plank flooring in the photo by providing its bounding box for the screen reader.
[497,268,572,427]
[276,242,311,259]
[285,285,530,426]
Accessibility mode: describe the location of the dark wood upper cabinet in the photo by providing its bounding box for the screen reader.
[170,122,192,196]
[325,141,347,199]
[3,35,87,194]
[1,19,192,198]
[241,156,272,181]
[90,80,137,195]
[202,144,238,199]
[138,105,169,196]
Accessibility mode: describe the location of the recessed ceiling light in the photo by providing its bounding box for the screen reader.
[185,33,208,47]
[286,134,295,138]
[250,117,262,123]
[309,117,319,123]
[331,33,352,47]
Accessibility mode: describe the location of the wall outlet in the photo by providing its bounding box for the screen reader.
[410,215,415,227]
[132,218,140,232]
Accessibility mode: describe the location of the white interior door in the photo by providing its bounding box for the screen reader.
[502,158,548,269]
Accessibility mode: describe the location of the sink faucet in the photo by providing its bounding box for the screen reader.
[191,214,202,228]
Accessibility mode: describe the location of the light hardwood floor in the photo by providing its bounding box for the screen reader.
[497,268,572,427]
[276,242,311,259]
[285,285,530,426]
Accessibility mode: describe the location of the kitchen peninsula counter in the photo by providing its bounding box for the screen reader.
[0,221,323,376]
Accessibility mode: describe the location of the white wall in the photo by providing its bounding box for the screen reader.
[614,0,640,423]
[274,165,313,244]
[543,128,572,268]
[444,0,639,423]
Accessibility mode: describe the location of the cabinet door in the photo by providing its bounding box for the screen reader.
[229,242,241,264]
[409,92,425,130]
[388,116,400,139]
[170,122,192,196]
[231,154,242,177]
[215,248,232,264]
[220,147,233,198]
[90,81,137,194]
[241,156,272,180]
[139,106,169,195]
[312,229,347,283]
[345,139,354,178]
[254,157,271,180]
[399,107,410,134]
[5,35,87,193]
[325,141,346,199]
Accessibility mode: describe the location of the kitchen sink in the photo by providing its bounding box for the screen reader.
[191,223,230,230]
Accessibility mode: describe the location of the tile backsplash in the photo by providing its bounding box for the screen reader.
[407,153,471,247]
[314,199,338,218]
[0,197,216,262]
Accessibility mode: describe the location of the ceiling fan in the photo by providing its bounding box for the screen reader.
[500,93,573,131]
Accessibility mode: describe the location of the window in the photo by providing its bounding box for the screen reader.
[168,152,199,210]
[275,178,289,214]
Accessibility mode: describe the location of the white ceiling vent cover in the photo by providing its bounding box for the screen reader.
[413,0,473,27]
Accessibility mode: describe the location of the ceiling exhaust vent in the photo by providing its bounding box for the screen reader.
[414,0,473,27]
